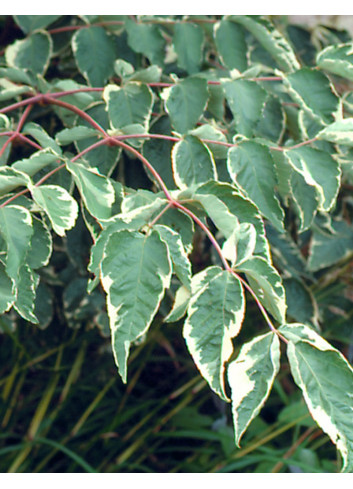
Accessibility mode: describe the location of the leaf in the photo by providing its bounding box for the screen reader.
[227,140,285,231]
[308,218,353,271]
[194,180,271,261]
[88,197,168,290]
[30,185,79,237]
[317,43,353,81]
[0,167,31,197]
[23,122,62,155]
[279,323,353,473]
[284,146,341,212]
[104,82,153,132]
[183,266,245,400]
[214,20,247,72]
[72,26,116,86]
[5,31,52,76]
[284,68,340,125]
[162,77,209,134]
[317,118,353,146]
[66,160,115,220]
[55,126,100,145]
[172,135,217,189]
[165,285,190,323]
[283,278,319,329]
[230,15,300,72]
[290,170,319,232]
[125,19,165,66]
[27,215,53,269]
[189,124,229,160]
[173,22,204,74]
[237,256,287,324]
[12,149,60,178]
[14,15,61,34]
[222,79,267,138]
[222,222,257,267]
[13,264,39,323]
[0,205,33,280]
[0,259,15,314]
[228,332,280,446]
[100,229,172,382]
[155,224,192,289]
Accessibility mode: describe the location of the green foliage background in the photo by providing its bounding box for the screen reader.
[1,14,353,473]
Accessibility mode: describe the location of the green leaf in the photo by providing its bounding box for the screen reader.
[30,185,79,237]
[0,167,31,197]
[155,225,192,289]
[237,256,287,324]
[284,68,340,125]
[100,229,172,382]
[279,323,353,473]
[172,135,217,189]
[66,160,115,220]
[72,26,116,87]
[125,19,165,66]
[0,260,15,314]
[104,82,153,132]
[13,264,39,323]
[0,205,33,280]
[12,149,60,178]
[222,79,267,138]
[230,15,300,72]
[162,77,209,134]
[308,218,353,271]
[228,332,280,446]
[173,22,204,74]
[317,118,353,146]
[317,43,353,81]
[184,266,245,400]
[27,215,53,269]
[5,31,52,76]
[227,140,285,231]
[284,146,340,212]
[214,20,247,72]
[14,15,61,34]
[55,126,99,145]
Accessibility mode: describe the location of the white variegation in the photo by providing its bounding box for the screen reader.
[0,205,33,280]
[317,43,353,81]
[280,323,353,472]
[100,229,172,383]
[155,225,192,289]
[183,267,245,401]
[165,285,190,323]
[30,185,79,237]
[66,160,115,220]
[318,118,353,146]
[228,332,280,446]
